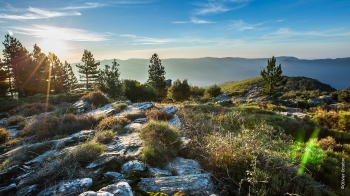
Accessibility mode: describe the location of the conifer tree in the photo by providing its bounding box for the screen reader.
[260,56,283,95]
[147,53,166,96]
[96,59,123,98]
[76,50,100,90]
[63,61,78,91]
[2,34,30,98]
[0,59,9,97]
[28,44,50,95]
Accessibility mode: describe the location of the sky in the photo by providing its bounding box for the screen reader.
[0,0,349,63]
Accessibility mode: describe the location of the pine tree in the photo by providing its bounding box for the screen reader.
[147,53,166,96]
[2,34,30,98]
[0,59,9,97]
[63,61,78,91]
[260,56,283,95]
[96,59,123,98]
[76,50,100,90]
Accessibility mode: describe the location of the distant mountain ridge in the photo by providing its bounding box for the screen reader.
[71,57,350,89]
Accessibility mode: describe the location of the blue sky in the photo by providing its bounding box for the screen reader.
[0,0,349,63]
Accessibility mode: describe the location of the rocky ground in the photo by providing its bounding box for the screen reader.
[0,101,215,196]
[0,87,348,196]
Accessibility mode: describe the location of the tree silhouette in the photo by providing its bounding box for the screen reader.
[76,50,100,90]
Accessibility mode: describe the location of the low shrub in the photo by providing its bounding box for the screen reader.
[4,115,26,126]
[145,109,174,121]
[318,136,339,150]
[73,141,105,163]
[93,130,115,144]
[140,121,181,167]
[0,128,10,144]
[312,108,350,132]
[204,84,222,98]
[167,79,191,102]
[113,103,128,113]
[10,102,54,117]
[82,91,110,107]
[97,116,131,131]
[21,114,99,141]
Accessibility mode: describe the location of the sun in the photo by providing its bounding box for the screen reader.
[39,38,67,58]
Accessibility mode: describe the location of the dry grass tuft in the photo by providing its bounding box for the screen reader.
[4,115,26,126]
[82,91,110,107]
[97,116,131,131]
[145,108,174,121]
[93,130,115,144]
[0,128,11,144]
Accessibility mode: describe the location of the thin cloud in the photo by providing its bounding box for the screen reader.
[63,2,105,10]
[274,28,350,37]
[9,25,108,42]
[195,0,250,15]
[191,17,215,24]
[172,21,189,24]
[0,7,80,20]
[228,20,267,31]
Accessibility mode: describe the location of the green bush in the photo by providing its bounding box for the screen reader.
[167,79,191,102]
[331,90,350,102]
[82,91,110,107]
[190,85,205,97]
[93,130,115,144]
[113,103,128,113]
[312,108,350,132]
[73,141,105,163]
[140,121,181,167]
[204,84,222,98]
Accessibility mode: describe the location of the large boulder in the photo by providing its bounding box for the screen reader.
[161,106,178,114]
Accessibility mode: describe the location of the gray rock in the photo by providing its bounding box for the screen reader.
[7,126,19,137]
[213,93,229,102]
[80,182,132,196]
[215,99,232,106]
[99,182,133,196]
[148,167,172,177]
[87,103,115,117]
[180,137,191,150]
[308,98,325,107]
[133,102,153,111]
[161,106,178,114]
[73,100,90,113]
[86,132,143,169]
[0,165,18,176]
[104,171,125,182]
[121,160,146,173]
[318,95,334,104]
[168,115,182,129]
[133,118,147,123]
[167,157,201,176]
[0,183,16,195]
[138,174,214,195]
[16,185,38,196]
[37,178,92,196]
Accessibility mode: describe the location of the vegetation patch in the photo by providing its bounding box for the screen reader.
[4,115,25,126]
[20,114,99,141]
[97,116,131,131]
[145,109,174,121]
[312,108,350,132]
[0,128,11,144]
[93,130,115,144]
[10,102,54,117]
[140,121,181,167]
[113,103,128,113]
[82,91,110,107]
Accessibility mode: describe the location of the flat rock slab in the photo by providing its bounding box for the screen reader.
[161,106,178,114]
[38,178,92,196]
[87,103,115,117]
[138,174,214,195]
[167,157,201,176]
[80,182,132,196]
